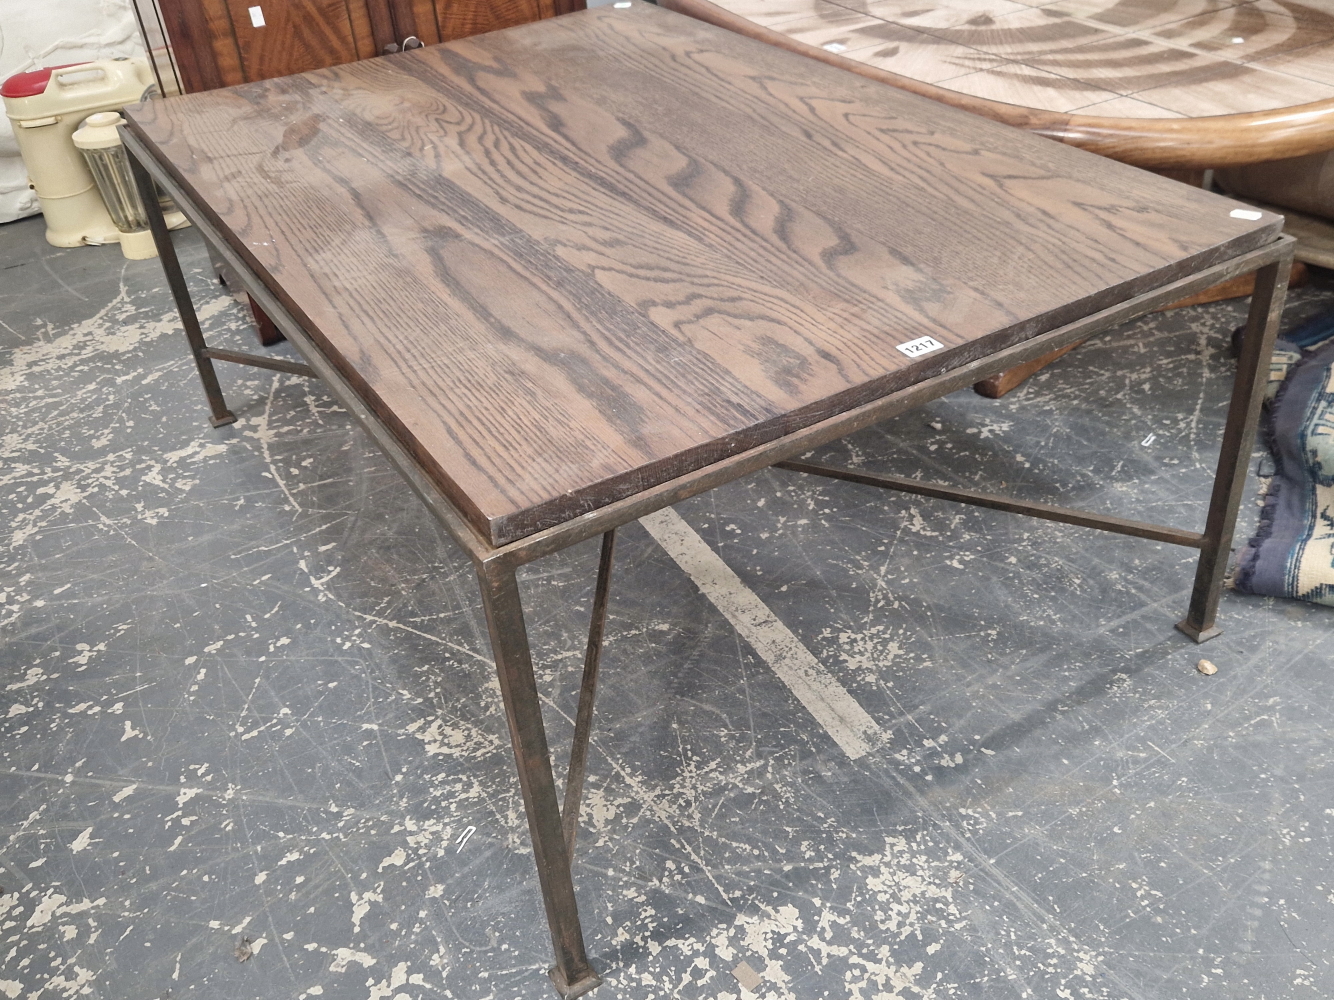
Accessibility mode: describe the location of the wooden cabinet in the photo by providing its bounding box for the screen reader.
[222,0,378,82]
[150,0,579,95]
[430,0,562,42]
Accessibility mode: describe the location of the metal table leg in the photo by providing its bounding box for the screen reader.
[562,531,616,860]
[1177,255,1293,642]
[128,149,237,428]
[476,559,603,999]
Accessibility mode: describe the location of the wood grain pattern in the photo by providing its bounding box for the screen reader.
[661,0,1334,171]
[436,0,559,42]
[202,0,247,88]
[224,0,376,79]
[157,0,237,90]
[124,2,1281,545]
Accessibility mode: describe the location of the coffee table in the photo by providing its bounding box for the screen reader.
[120,3,1292,994]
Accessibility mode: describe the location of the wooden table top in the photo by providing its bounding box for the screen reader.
[124,1,1280,547]
[718,0,1334,116]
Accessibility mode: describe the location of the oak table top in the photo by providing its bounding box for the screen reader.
[122,0,1281,547]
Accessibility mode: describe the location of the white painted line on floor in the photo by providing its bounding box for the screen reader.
[639,508,884,759]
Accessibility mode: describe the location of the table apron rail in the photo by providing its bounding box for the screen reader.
[124,126,1294,570]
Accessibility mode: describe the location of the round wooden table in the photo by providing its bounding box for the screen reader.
[663,0,1334,170]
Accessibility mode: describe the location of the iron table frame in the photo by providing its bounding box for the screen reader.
[126,127,1292,997]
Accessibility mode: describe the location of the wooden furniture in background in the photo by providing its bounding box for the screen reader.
[125,6,1290,989]
[1239,204,1334,271]
[152,0,581,93]
[974,260,1311,399]
[661,0,1334,172]
[1219,146,1334,270]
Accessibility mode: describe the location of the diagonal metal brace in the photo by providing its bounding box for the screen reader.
[200,347,316,378]
[776,460,1205,548]
[561,530,616,863]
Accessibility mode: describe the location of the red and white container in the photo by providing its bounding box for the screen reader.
[2,58,155,247]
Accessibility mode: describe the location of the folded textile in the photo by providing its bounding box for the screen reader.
[1234,329,1334,606]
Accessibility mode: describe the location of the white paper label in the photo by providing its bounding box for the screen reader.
[896,335,944,358]
[1230,209,1263,221]
[248,5,266,27]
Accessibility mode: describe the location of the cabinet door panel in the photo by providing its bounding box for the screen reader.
[387,0,436,45]
[205,0,247,85]
[161,0,585,94]
[435,0,559,42]
[157,0,245,90]
[224,0,376,79]
[364,0,401,53]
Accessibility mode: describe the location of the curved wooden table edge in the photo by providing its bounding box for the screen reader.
[660,0,1334,170]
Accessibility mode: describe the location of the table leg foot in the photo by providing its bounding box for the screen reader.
[209,411,238,428]
[549,964,603,998]
[1175,619,1223,644]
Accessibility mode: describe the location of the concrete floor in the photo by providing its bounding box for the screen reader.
[2,213,1332,1000]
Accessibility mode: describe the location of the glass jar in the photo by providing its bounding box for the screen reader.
[71,111,156,259]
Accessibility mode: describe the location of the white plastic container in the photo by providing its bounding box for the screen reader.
[2,58,166,248]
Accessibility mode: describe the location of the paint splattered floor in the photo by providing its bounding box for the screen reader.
[2,213,1333,1000]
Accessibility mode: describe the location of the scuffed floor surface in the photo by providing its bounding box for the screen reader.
[3,214,1333,1000]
